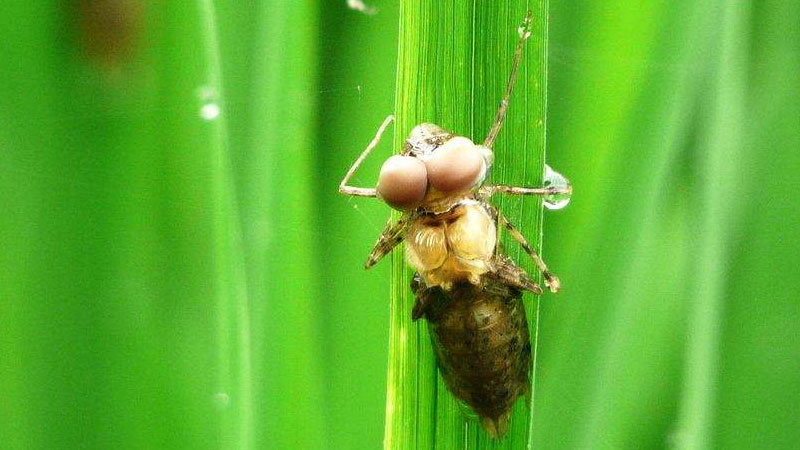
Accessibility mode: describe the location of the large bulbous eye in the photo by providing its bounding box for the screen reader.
[376,155,428,210]
[424,136,484,193]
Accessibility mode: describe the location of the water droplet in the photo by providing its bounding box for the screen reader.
[200,102,220,121]
[517,14,533,39]
[543,164,571,210]
[198,86,221,121]
[347,0,378,15]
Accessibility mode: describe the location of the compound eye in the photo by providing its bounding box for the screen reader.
[376,155,428,210]
[425,136,484,193]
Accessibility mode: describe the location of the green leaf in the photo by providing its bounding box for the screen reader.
[386,2,549,448]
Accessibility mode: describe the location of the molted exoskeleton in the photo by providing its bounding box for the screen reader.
[376,155,428,210]
[338,11,572,439]
[406,200,496,289]
[424,136,486,193]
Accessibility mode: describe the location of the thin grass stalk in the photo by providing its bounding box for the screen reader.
[195,0,255,448]
[555,1,723,447]
[243,1,327,449]
[674,1,749,449]
[385,1,548,448]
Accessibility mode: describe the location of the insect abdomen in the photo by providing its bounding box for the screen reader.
[412,276,531,438]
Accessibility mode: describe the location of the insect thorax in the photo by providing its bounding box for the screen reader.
[406,200,496,290]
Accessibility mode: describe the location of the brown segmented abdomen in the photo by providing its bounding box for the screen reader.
[411,274,531,438]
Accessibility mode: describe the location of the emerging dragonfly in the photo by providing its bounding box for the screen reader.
[338,11,571,438]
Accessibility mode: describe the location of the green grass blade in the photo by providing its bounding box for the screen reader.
[712,3,800,448]
[0,2,252,448]
[385,2,548,448]
[535,1,719,448]
[536,1,800,450]
[674,2,750,449]
[317,2,400,449]
[218,1,328,449]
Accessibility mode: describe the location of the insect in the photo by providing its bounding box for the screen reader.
[338,11,571,438]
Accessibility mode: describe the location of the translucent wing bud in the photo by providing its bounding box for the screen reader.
[425,136,485,193]
[376,155,428,210]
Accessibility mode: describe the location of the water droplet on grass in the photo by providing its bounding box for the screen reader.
[200,102,220,121]
[517,14,533,39]
[543,164,571,210]
[198,86,221,121]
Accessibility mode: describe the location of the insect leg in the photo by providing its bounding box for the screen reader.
[479,184,573,198]
[489,255,543,295]
[482,10,534,149]
[364,215,408,269]
[497,212,561,293]
[339,114,395,197]
[410,273,438,321]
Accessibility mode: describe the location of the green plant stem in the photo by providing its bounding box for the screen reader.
[674,2,749,449]
[385,2,548,448]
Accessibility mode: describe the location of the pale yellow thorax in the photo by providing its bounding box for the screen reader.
[406,200,496,289]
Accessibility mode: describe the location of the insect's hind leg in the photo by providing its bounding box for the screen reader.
[497,212,561,293]
[339,114,394,197]
[489,255,543,295]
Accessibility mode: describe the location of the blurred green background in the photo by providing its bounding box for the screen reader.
[1,1,798,449]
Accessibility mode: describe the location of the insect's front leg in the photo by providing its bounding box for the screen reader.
[339,114,395,197]
[483,10,534,149]
[496,211,561,293]
[364,215,408,269]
